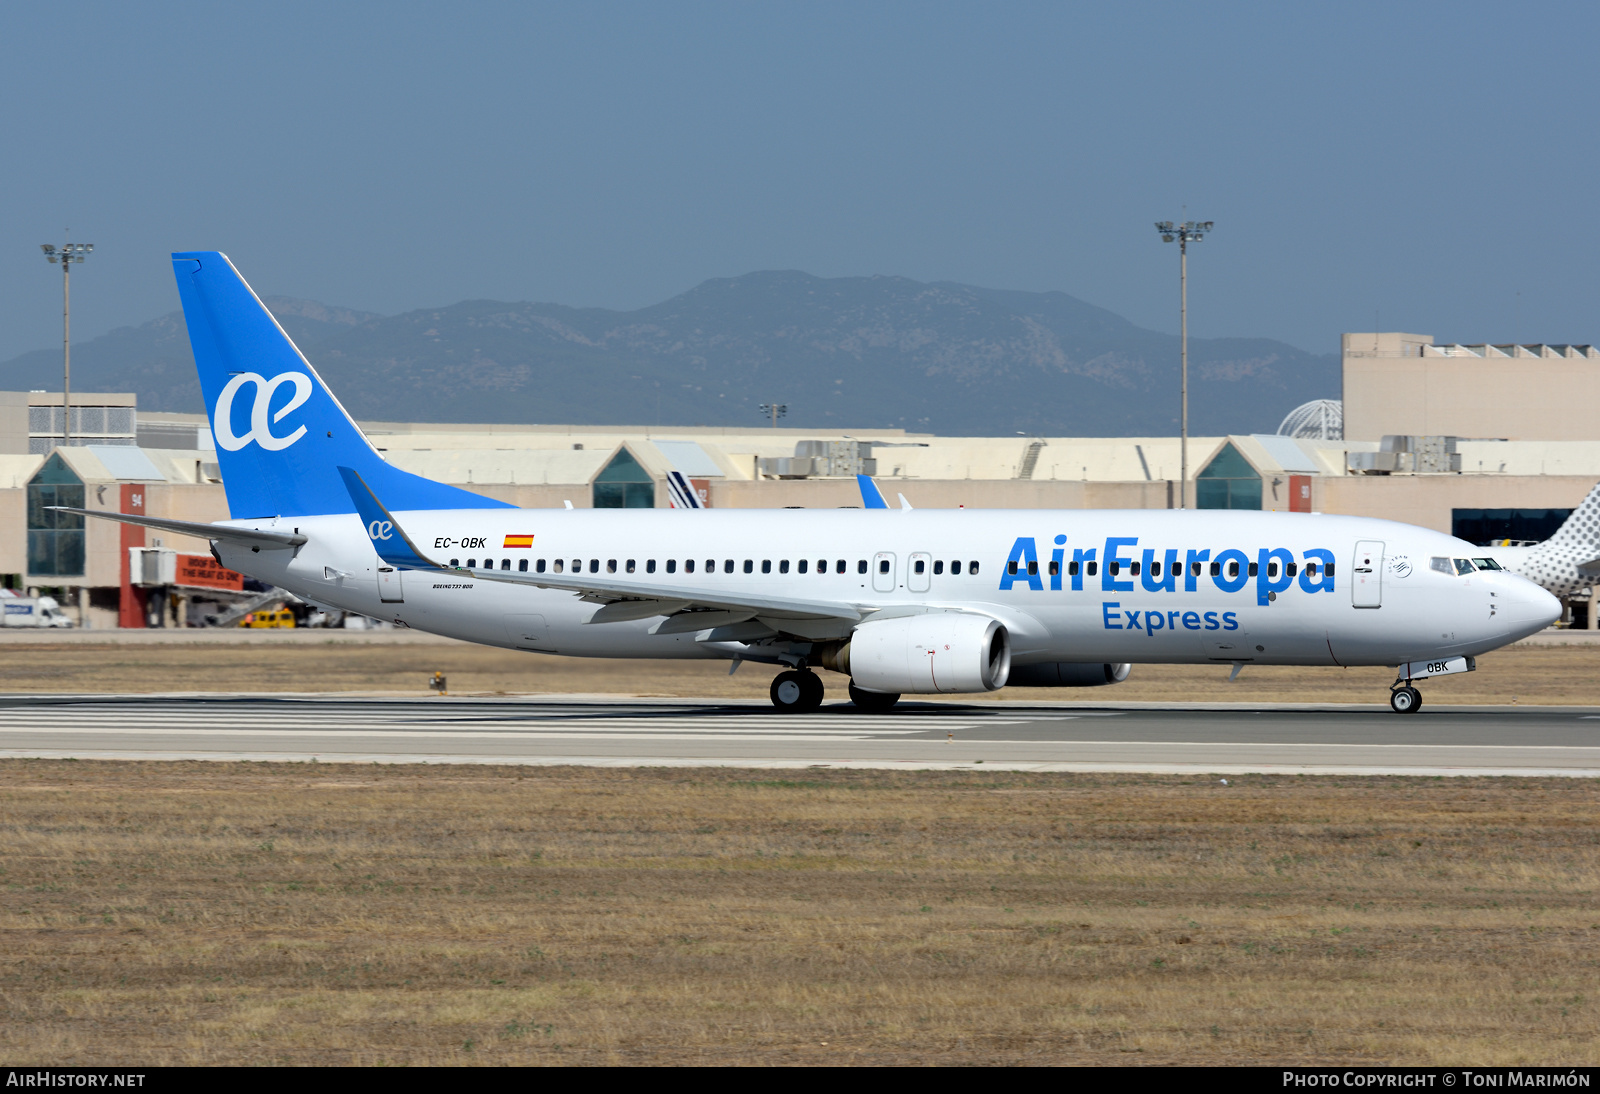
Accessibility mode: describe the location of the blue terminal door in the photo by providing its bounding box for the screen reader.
[592,448,656,508]
[1196,442,1262,510]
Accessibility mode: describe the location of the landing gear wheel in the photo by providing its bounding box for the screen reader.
[771,670,824,713]
[849,682,901,711]
[1389,685,1422,714]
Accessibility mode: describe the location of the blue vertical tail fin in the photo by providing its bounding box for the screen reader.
[172,251,512,518]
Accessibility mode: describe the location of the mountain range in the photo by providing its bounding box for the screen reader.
[0,272,1337,436]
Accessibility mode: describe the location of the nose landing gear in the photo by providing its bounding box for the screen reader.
[1389,685,1423,714]
[770,669,825,713]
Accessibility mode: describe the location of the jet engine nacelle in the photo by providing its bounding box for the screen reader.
[844,613,1011,694]
[1005,662,1132,687]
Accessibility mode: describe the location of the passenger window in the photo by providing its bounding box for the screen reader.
[706,560,714,573]
[1108,562,1120,576]
[666,559,677,573]
[969,562,979,575]
[1248,562,1258,577]
[1066,561,1078,577]
[952,561,962,574]
[1026,561,1038,576]
[519,559,528,572]
[537,559,547,573]
[571,559,580,573]
[450,558,459,567]
[626,559,635,573]
[1131,561,1141,576]
[1286,562,1297,577]
[467,558,477,569]
[646,559,656,573]
[1305,562,1317,577]
[1150,561,1160,577]
[1430,557,1453,574]
[554,559,564,573]
[1454,558,1476,575]
[686,559,696,573]
[725,560,734,573]
[589,559,599,573]
[1267,562,1278,578]
[1007,561,1018,576]
[817,559,827,574]
[857,560,867,574]
[780,560,790,574]
[1191,561,1201,576]
[744,560,754,574]
[1210,561,1220,576]
[1085,561,1097,576]
[607,559,617,573]
[798,559,808,574]
[934,560,944,575]
[501,559,511,571]
[1227,561,1238,578]
[1326,563,1335,576]
[879,559,891,574]
[836,560,846,574]
[762,560,772,574]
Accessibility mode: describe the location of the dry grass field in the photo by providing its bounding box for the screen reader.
[2,637,1599,705]
[0,760,1596,1066]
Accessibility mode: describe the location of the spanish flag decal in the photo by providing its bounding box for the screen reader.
[503,534,535,549]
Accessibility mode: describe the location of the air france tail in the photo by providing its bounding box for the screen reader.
[172,252,510,520]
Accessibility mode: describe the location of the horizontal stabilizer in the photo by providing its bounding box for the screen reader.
[47,506,306,549]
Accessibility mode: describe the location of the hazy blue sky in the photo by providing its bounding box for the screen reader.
[2,1,1596,363]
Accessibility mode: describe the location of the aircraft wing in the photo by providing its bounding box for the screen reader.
[337,467,868,628]
[47,506,308,549]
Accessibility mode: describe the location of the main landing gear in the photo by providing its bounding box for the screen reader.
[770,669,825,713]
[767,669,902,713]
[1389,685,1423,714]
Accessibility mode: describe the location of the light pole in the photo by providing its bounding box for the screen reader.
[40,240,94,447]
[1155,220,1211,508]
[758,402,787,428]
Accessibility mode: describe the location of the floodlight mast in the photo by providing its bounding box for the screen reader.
[39,238,94,447]
[1153,220,1212,508]
[759,402,787,428]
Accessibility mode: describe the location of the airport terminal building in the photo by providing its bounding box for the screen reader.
[3,329,1597,628]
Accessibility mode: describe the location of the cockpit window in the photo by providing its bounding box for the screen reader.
[1472,557,1503,571]
[1430,557,1452,574]
[1453,558,1476,575]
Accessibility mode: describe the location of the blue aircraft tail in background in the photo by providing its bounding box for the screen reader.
[857,474,889,509]
[172,251,512,519]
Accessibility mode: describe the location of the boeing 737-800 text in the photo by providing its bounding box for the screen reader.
[58,253,1561,714]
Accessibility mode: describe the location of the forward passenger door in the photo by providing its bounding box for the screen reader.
[1352,541,1384,608]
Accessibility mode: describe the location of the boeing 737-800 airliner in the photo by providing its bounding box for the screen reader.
[59,253,1561,715]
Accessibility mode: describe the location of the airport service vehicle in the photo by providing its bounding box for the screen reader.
[1474,482,1600,601]
[58,252,1561,715]
[0,595,73,628]
[239,609,296,629]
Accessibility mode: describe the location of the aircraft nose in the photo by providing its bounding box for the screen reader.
[1505,577,1561,634]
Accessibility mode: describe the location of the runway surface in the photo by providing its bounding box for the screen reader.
[1,694,1598,775]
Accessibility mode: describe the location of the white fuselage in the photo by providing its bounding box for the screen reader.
[214,507,1560,669]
